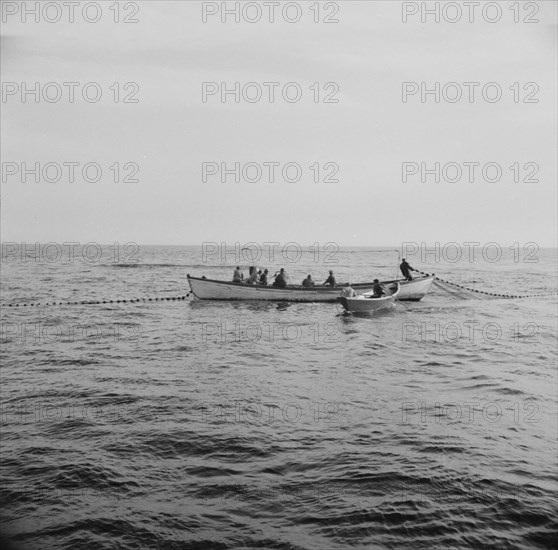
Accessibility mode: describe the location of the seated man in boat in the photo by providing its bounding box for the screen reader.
[273,268,287,288]
[323,270,336,287]
[400,258,414,280]
[233,266,243,283]
[247,266,259,285]
[302,275,315,287]
[259,269,269,285]
[340,282,356,298]
[372,279,384,298]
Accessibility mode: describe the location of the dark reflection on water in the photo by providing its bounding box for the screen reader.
[1,246,557,550]
[189,299,297,314]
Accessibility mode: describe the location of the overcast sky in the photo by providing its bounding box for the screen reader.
[1,0,556,246]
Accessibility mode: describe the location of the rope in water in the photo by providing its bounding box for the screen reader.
[3,271,556,307]
[3,294,191,308]
[412,269,557,299]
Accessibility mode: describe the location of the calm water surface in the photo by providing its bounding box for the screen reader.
[1,246,557,549]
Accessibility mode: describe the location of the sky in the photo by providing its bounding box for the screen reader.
[1,0,557,246]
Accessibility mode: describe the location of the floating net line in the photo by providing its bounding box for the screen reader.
[413,269,558,300]
[2,271,556,308]
[2,294,191,308]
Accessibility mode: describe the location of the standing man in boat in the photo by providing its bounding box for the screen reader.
[233,266,243,283]
[323,270,336,287]
[400,258,414,280]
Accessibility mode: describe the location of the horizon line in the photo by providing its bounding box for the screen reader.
[1,242,557,249]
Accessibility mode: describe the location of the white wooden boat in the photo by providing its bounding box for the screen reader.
[362,275,433,301]
[187,275,433,302]
[338,283,400,313]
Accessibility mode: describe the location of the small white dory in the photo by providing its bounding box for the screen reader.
[337,283,401,314]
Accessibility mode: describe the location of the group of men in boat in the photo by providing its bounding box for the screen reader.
[231,259,415,298]
[232,266,340,289]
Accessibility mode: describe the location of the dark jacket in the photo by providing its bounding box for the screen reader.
[400,261,413,279]
[373,283,384,297]
[273,273,287,288]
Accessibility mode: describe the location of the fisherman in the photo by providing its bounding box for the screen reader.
[400,258,414,280]
[340,282,356,298]
[323,270,336,287]
[273,268,287,288]
[259,269,269,286]
[233,266,243,283]
[372,279,384,298]
[247,266,259,284]
[302,275,315,288]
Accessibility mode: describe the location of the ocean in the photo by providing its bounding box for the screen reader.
[1,244,557,549]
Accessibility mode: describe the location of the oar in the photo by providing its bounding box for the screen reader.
[381,283,411,310]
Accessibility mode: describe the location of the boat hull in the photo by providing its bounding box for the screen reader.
[187,276,341,302]
[338,284,400,313]
[362,276,434,301]
[187,275,434,302]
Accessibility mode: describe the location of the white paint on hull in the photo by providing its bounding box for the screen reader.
[339,284,400,313]
[378,276,434,301]
[187,276,434,302]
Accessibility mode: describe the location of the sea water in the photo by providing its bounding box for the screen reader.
[1,245,556,549]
